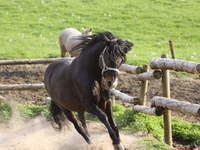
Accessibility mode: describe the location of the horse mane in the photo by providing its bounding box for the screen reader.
[71,32,116,51]
[72,31,129,65]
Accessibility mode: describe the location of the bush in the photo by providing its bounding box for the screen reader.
[113,104,200,146]
[172,118,200,146]
[18,104,50,118]
[0,102,12,121]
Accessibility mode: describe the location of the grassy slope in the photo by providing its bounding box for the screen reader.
[0,0,200,65]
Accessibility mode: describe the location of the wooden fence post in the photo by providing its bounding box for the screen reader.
[161,54,173,146]
[169,40,175,59]
[139,64,149,105]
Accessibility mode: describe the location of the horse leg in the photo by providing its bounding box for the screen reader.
[63,109,91,144]
[100,100,119,138]
[78,112,90,137]
[49,101,65,130]
[60,44,66,57]
[86,103,121,147]
[105,101,126,150]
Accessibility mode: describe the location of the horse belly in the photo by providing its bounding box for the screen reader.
[60,98,85,112]
[52,85,85,112]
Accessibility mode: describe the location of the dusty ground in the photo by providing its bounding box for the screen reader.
[0,114,147,150]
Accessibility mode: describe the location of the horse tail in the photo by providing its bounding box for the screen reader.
[49,101,65,131]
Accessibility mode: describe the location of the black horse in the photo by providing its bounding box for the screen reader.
[44,32,133,150]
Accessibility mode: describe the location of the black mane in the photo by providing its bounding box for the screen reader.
[72,31,117,51]
[72,31,131,65]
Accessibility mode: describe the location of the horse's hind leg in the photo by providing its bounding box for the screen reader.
[78,112,90,137]
[63,109,91,144]
[59,43,67,57]
[49,101,64,130]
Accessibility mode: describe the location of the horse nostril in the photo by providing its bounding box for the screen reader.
[108,81,112,87]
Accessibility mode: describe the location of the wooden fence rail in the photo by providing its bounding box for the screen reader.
[110,89,139,104]
[151,96,200,116]
[0,57,73,65]
[150,58,200,74]
[132,70,162,81]
[132,105,162,116]
[0,83,45,90]
[0,58,144,75]
[119,64,143,74]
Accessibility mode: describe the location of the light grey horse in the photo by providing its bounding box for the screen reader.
[59,28,92,57]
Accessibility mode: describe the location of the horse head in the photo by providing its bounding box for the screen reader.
[82,28,92,36]
[98,32,133,89]
[72,31,133,89]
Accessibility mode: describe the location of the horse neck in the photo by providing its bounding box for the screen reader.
[79,42,106,79]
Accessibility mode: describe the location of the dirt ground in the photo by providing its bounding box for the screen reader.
[0,115,148,150]
[0,102,148,150]
[0,64,200,122]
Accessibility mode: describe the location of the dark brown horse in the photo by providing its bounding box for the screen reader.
[44,32,133,150]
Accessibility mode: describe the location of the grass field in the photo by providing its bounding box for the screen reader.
[0,0,200,65]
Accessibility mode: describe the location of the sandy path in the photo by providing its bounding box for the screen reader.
[0,116,146,150]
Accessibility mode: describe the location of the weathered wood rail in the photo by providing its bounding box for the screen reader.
[0,83,45,90]
[150,58,200,74]
[0,58,144,74]
[151,96,200,116]
[131,70,162,81]
[110,89,139,104]
[0,57,73,65]
[132,105,162,116]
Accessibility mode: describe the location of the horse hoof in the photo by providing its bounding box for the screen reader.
[85,137,92,144]
[113,143,125,150]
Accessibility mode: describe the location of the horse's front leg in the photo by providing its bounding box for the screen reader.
[99,100,125,150]
[105,100,119,138]
[63,109,91,144]
[87,103,120,144]
[74,81,124,150]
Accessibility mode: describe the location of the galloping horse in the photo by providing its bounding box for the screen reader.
[44,32,133,150]
[59,27,92,57]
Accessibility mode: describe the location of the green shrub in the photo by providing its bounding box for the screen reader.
[172,118,200,146]
[0,102,12,121]
[113,104,200,146]
[18,104,50,118]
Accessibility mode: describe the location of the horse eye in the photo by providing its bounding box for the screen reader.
[116,58,122,64]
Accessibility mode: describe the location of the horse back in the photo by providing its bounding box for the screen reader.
[44,59,72,95]
[59,28,82,52]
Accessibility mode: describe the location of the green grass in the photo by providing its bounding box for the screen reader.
[0,102,12,121]
[137,138,176,150]
[0,0,200,65]
[18,104,50,119]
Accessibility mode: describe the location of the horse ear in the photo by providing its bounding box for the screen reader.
[123,41,134,54]
[82,28,92,35]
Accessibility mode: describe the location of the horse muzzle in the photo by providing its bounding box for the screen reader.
[101,76,118,90]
